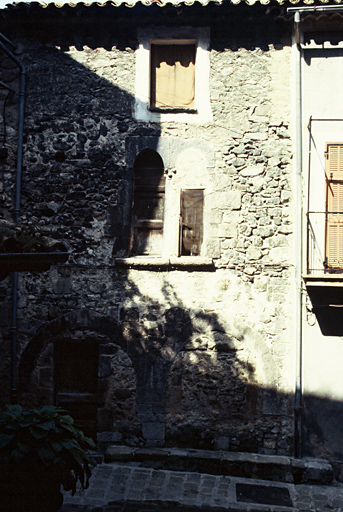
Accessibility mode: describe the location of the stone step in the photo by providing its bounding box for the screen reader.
[104,446,334,485]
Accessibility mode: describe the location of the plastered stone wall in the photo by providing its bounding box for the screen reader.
[0,5,294,454]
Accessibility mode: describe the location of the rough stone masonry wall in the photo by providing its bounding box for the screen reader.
[0,6,295,454]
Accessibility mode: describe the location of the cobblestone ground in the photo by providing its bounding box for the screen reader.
[60,462,343,512]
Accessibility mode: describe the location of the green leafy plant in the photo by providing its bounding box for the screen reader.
[0,404,96,495]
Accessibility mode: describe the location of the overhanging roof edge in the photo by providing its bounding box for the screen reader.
[2,0,343,8]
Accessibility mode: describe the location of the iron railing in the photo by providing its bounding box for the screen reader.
[307,211,343,274]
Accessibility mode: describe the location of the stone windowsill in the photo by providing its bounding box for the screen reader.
[114,256,215,271]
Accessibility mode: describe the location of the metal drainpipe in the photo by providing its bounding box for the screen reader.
[0,36,26,404]
[293,11,303,459]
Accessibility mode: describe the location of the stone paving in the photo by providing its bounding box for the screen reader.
[60,462,343,512]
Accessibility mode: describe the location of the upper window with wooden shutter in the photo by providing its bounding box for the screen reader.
[325,143,343,269]
[135,27,212,124]
[150,42,196,111]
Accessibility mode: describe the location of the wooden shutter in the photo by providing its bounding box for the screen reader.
[132,150,165,256]
[150,44,195,110]
[132,188,165,255]
[325,144,343,181]
[325,143,343,269]
[180,189,204,256]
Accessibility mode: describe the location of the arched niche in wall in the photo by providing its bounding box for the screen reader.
[165,332,261,450]
[99,345,139,440]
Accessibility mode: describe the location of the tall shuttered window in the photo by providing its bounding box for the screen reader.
[131,149,165,256]
[130,151,205,259]
[150,42,196,111]
[325,143,343,269]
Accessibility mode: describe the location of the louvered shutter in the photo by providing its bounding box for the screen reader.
[325,144,343,269]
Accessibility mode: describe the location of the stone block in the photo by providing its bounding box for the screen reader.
[104,445,134,462]
[218,222,237,238]
[39,367,53,388]
[142,421,166,444]
[228,128,244,139]
[241,165,264,177]
[205,238,221,259]
[97,431,123,445]
[98,355,113,378]
[262,389,282,415]
[53,278,72,295]
[246,247,262,260]
[249,115,269,123]
[135,448,167,460]
[246,132,268,140]
[0,302,9,327]
[302,459,333,484]
[281,190,291,203]
[268,246,290,264]
[213,436,230,451]
[213,190,241,210]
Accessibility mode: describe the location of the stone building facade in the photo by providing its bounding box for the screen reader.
[0,0,301,456]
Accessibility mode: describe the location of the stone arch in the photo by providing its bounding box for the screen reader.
[134,148,164,171]
[18,309,124,393]
[126,136,170,170]
[18,310,140,440]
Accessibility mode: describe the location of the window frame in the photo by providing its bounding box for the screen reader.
[130,150,166,258]
[130,155,206,260]
[135,27,212,124]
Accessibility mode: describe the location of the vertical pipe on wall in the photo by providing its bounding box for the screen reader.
[0,37,26,404]
[294,11,303,458]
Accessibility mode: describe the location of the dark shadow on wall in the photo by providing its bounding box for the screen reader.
[17,278,293,452]
[16,280,343,461]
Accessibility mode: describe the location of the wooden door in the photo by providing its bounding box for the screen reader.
[180,189,204,256]
[54,341,98,439]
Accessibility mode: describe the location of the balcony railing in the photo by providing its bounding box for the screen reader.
[307,211,343,275]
